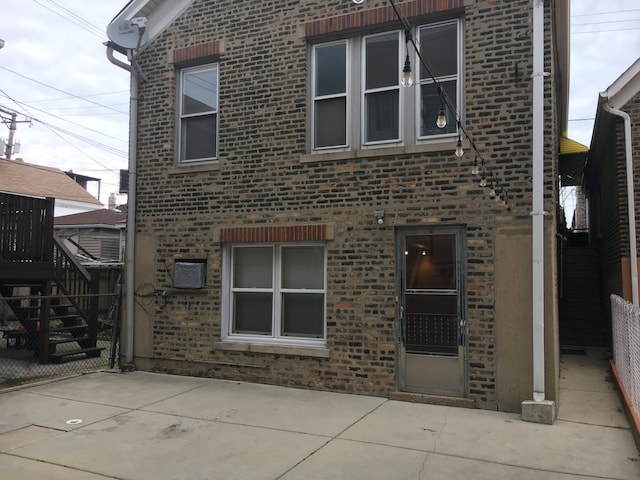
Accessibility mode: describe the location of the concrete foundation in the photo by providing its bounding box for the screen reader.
[521,399,556,425]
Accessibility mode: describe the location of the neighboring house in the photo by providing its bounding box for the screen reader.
[0,158,103,216]
[584,58,640,312]
[54,205,127,265]
[109,0,570,414]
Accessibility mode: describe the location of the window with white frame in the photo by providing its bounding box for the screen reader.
[223,244,326,345]
[310,19,461,151]
[178,64,219,164]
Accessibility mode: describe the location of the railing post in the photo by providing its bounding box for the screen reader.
[88,275,100,345]
[38,280,51,364]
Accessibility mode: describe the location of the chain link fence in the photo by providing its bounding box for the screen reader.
[0,291,120,388]
[611,294,640,419]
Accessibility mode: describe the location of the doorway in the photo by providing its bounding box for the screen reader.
[397,227,467,396]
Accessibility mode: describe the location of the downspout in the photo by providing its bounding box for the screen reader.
[531,0,547,402]
[602,102,639,306]
[106,44,138,365]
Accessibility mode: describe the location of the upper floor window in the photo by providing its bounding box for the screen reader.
[178,64,219,164]
[310,19,461,152]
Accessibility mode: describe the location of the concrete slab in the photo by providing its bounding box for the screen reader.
[558,387,629,427]
[0,390,128,433]
[559,348,615,393]
[339,400,640,479]
[0,425,62,452]
[24,371,209,409]
[280,438,602,480]
[10,409,328,480]
[0,455,113,479]
[144,378,386,436]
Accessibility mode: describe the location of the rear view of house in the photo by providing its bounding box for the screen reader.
[108,0,569,415]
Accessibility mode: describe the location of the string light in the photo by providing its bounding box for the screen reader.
[401,54,413,87]
[436,108,447,129]
[455,133,464,157]
[381,0,511,205]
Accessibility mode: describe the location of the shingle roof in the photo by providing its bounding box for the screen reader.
[54,205,127,227]
[0,158,102,206]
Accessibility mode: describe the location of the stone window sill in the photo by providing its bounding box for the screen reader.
[300,140,466,164]
[214,341,330,359]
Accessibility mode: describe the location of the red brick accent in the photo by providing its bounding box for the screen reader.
[304,0,465,37]
[173,40,221,63]
[220,225,328,243]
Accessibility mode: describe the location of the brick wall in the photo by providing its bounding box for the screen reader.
[132,0,559,408]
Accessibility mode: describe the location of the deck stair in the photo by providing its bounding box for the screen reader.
[0,193,103,363]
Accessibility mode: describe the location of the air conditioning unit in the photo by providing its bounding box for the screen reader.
[173,261,206,289]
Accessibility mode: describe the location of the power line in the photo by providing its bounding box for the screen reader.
[571,26,640,34]
[0,66,129,116]
[0,92,127,147]
[572,9,640,18]
[31,0,105,39]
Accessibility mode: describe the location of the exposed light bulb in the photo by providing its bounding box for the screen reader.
[480,175,487,187]
[421,249,427,256]
[471,157,479,175]
[455,136,464,157]
[436,108,447,129]
[401,55,413,87]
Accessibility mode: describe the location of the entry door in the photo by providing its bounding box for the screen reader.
[397,228,466,396]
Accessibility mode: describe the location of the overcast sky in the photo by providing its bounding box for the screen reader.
[0,1,639,206]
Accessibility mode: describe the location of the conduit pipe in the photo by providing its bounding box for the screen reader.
[531,0,547,402]
[106,44,138,365]
[602,102,639,307]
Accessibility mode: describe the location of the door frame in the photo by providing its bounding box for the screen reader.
[395,226,468,396]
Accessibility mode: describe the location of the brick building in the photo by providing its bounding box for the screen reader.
[108,0,568,414]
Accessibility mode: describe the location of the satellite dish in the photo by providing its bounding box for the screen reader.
[107,18,149,50]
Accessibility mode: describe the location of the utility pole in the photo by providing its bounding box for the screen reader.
[0,107,30,160]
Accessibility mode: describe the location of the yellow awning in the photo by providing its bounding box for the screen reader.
[560,136,588,155]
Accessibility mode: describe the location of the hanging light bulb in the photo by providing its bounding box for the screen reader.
[489,183,496,198]
[471,156,479,175]
[480,174,487,187]
[455,134,464,157]
[436,108,447,129]
[401,54,413,87]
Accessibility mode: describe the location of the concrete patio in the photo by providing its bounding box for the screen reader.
[0,347,638,479]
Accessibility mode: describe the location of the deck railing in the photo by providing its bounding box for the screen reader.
[0,192,54,263]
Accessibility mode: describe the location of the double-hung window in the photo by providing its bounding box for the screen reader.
[310,19,461,152]
[224,244,326,345]
[178,64,219,164]
[312,42,348,149]
[418,21,460,138]
[364,31,401,144]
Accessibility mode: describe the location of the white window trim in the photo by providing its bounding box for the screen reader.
[221,243,327,348]
[310,18,463,154]
[178,63,220,165]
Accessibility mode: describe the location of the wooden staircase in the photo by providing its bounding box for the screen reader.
[559,244,605,346]
[0,193,103,363]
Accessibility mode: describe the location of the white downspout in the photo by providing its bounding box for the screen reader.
[603,103,639,306]
[531,0,547,402]
[107,45,138,365]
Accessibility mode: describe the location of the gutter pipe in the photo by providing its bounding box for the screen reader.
[531,0,547,402]
[106,44,138,365]
[602,102,639,306]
